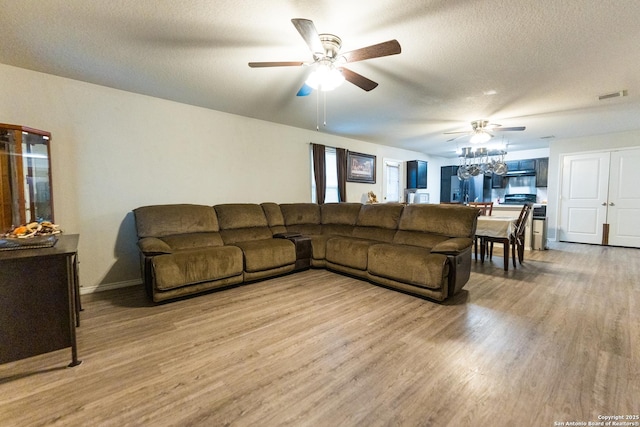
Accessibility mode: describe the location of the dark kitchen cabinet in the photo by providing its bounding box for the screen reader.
[519,159,536,171]
[506,159,535,173]
[407,160,427,189]
[535,157,549,187]
[505,161,519,173]
[492,172,506,188]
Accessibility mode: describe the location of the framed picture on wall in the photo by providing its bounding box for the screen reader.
[347,151,376,183]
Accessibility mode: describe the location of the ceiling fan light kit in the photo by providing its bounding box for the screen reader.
[469,131,492,144]
[305,61,345,91]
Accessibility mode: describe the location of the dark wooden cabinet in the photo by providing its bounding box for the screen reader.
[505,159,536,173]
[0,234,81,366]
[492,173,506,188]
[519,159,536,171]
[505,161,519,173]
[407,160,428,189]
[535,157,549,187]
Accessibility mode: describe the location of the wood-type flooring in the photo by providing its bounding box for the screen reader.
[1,242,638,426]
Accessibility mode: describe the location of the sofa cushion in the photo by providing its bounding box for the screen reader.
[161,232,224,250]
[352,227,397,242]
[134,204,219,238]
[138,237,172,255]
[392,230,450,249]
[321,203,361,225]
[368,243,449,290]
[352,204,404,242]
[261,202,287,235]
[215,204,269,229]
[220,228,273,245]
[398,204,478,238]
[355,204,404,229]
[319,203,360,237]
[431,237,474,254]
[280,203,322,235]
[321,224,355,237]
[214,204,273,244]
[326,237,376,270]
[306,234,332,260]
[231,239,296,272]
[280,203,321,225]
[151,246,243,291]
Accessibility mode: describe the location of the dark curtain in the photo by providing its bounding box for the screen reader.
[336,148,347,202]
[312,143,326,204]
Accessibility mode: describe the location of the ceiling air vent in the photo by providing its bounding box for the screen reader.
[598,90,628,101]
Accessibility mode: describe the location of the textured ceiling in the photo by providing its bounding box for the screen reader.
[1,0,640,157]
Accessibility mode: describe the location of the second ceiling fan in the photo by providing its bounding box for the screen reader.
[248,18,401,96]
[445,120,526,143]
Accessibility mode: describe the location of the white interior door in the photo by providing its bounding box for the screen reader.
[383,159,402,203]
[559,152,610,244]
[607,148,640,247]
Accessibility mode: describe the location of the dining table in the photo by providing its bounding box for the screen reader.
[475,215,519,270]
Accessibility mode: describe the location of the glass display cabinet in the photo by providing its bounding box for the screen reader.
[0,123,53,231]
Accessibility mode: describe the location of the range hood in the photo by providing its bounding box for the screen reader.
[505,168,535,177]
[506,175,536,194]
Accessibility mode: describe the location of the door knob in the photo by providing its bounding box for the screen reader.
[609,202,615,206]
[601,202,607,206]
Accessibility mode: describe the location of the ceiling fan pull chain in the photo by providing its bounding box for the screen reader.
[316,89,320,131]
[323,91,327,127]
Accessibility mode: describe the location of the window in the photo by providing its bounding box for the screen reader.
[310,146,339,203]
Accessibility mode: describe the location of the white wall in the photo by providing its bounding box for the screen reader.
[0,64,445,292]
[547,129,640,240]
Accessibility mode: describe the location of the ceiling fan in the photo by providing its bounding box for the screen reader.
[248,18,401,96]
[444,120,526,143]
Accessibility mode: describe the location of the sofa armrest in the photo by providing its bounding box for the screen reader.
[431,237,473,255]
[138,237,173,255]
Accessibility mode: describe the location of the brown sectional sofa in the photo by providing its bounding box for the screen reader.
[133,202,479,303]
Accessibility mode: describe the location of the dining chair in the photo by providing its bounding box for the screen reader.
[485,203,533,270]
[469,201,494,216]
[512,203,533,264]
[469,202,493,260]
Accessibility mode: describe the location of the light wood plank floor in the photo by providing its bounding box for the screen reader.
[1,242,638,426]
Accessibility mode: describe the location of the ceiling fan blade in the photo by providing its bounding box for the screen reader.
[296,83,313,97]
[291,18,324,54]
[341,67,378,91]
[446,134,468,142]
[494,126,526,131]
[443,130,471,135]
[341,40,401,63]
[248,61,305,68]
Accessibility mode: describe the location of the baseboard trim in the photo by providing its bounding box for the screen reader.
[80,279,142,295]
